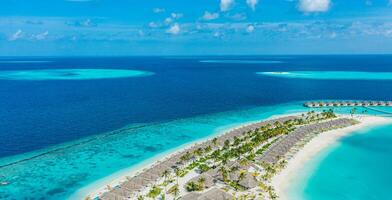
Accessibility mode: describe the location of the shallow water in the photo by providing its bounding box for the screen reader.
[0,103,305,199]
[0,69,153,80]
[257,71,392,80]
[1,55,392,199]
[288,123,392,200]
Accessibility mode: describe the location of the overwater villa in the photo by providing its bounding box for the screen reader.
[303,100,392,108]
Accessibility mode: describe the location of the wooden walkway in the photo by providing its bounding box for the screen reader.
[304,101,392,108]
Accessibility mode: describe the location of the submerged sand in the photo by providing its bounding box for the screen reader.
[271,115,392,200]
[74,114,392,200]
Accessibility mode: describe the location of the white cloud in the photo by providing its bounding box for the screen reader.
[34,31,49,40]
[148,22,159,28]
[166,23,180,35]
[9,29,23,41]
[153,8,165,13]
[299,0,331,13]
[202,11,219,21]
[163,13,183,25]
[246,25,255,33]
[246,0,258,10]
[220,0,234,12]
[171,13,183,19]
[164,17,173,24]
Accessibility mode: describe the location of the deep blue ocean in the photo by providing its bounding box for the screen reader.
[0,55,391,199]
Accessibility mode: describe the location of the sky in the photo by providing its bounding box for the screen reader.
[1,0,392,56]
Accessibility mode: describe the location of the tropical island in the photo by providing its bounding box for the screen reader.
[84,109,390,200]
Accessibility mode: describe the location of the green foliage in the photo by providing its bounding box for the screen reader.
[198,163,210,173]
[185,181,203,192]
[147,186,162,199]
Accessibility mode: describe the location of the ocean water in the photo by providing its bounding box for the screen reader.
[0,69,153,80]
[289,123,392,200]
[0,55,392,199]
[257,71,392,80]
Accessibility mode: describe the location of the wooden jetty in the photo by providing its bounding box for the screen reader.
[304,101,392,108]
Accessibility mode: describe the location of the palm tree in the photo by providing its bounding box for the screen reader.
[223,139,230,149]
[162,169,170,195]
[239,158,249,166]
[238,170,246,181]
[219,166,228,182]
[137,195,144,200]
[212,138,218,146]
[198,177,206,189]
[174,168,180,186]
[172,184,179,199]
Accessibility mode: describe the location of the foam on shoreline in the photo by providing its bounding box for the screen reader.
[72,112,301,199]
[271,115,392,200]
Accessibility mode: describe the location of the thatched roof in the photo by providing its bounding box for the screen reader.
[100,191,125,200]
[238,173,258,189]
[180,192,201,200]
[198,187,234,200]
[181,188,234,200]
[188,174,215,189]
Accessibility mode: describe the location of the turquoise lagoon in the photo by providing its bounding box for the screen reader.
[0,69,153,80]
[288,122,392,200]
[257,71,392,80]
[0,103,306,199]
[0,102,390,199]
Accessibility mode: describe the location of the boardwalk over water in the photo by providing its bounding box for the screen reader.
[304,101,392,108]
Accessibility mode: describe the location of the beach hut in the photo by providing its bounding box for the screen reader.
[187,174,215,189]
[347,101,355,106]
[100,192,125,200]
[180,192,201,200]
[110,187,132,198]
[238,173,258,189]
[362,101,370,106]
[304,102,313,107]
[378,101,386,106]
[198,187,234,200]
[180,187,234,200]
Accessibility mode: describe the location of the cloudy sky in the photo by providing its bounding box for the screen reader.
[2,0,392,56]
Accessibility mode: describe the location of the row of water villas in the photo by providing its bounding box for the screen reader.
[304,101,392,108]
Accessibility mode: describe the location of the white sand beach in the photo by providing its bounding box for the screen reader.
[72,113,295,199]
[271,115,392,200]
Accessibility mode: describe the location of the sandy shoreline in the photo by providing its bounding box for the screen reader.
[271,115,392,200]
[72,112,297,199]
[73,113,392,200]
